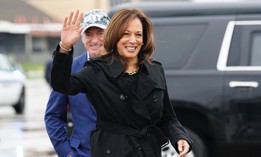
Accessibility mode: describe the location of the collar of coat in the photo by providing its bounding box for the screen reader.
[90,52,162,79]
[89,53,165,122]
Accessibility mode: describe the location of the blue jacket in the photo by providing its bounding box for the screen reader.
[45,52,96,157]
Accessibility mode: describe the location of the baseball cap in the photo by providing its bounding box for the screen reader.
[80,9,110,35]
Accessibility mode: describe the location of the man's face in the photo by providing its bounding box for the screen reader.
[81,27,105,58]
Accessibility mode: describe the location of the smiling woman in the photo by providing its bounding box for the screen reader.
[51,8,192,157]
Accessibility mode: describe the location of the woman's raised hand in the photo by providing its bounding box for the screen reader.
[60,10,84,51]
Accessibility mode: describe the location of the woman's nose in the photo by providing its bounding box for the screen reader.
[129,34,137,43]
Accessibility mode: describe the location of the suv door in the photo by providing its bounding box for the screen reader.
[218,20,261,156]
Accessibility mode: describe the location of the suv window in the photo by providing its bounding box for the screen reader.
[218,21,261,71]
[250,31,261,66]
[152,21,206,69]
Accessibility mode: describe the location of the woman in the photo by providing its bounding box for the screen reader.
[51,8,192,157]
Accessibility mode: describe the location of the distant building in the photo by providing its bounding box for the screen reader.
[0,0,189,63]
[0,0,109,63]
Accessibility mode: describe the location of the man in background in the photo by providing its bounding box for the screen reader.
[44,9,110,157]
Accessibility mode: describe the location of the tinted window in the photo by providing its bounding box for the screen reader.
[32,37,47,53]
[250,32,261,66]
[152,24,205,69]
[227,26,242,66]
[0,33,25,53]
[227,24,261,67]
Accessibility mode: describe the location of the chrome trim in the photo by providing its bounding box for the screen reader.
[234,21,261,25]
[217,21,235,71]
[219,66,261,71]
[229,81,258,88]
[217,20,261,71]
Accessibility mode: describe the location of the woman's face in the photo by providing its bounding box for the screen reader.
[117,18,143,63]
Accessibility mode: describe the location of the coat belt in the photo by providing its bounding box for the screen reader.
[97,120,169,148]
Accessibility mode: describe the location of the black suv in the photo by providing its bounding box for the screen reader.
[109,1,261,157]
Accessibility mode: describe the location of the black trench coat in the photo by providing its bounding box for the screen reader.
[51,48,192,157]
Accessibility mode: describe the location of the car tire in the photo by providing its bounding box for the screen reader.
[187,128,208,157]
[13,88,25,114]
[161,128,208,157]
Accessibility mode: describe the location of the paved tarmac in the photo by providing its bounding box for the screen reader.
[0,78,56,157]
[0,78,194,157]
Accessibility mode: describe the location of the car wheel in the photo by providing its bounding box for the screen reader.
[13,88,25,114]
[161,128,208,157]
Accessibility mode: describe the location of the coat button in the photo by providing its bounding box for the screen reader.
[152,96,158,102]
[120,94,126,100]
[106,149,111,154]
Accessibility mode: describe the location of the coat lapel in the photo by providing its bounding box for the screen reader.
[135,70,156,99]
[101,54,164,122]
[131,64,157,122]
[106,55,157,122]
[104,54,157,99]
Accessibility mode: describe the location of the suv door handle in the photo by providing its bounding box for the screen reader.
[229,81,259,88]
